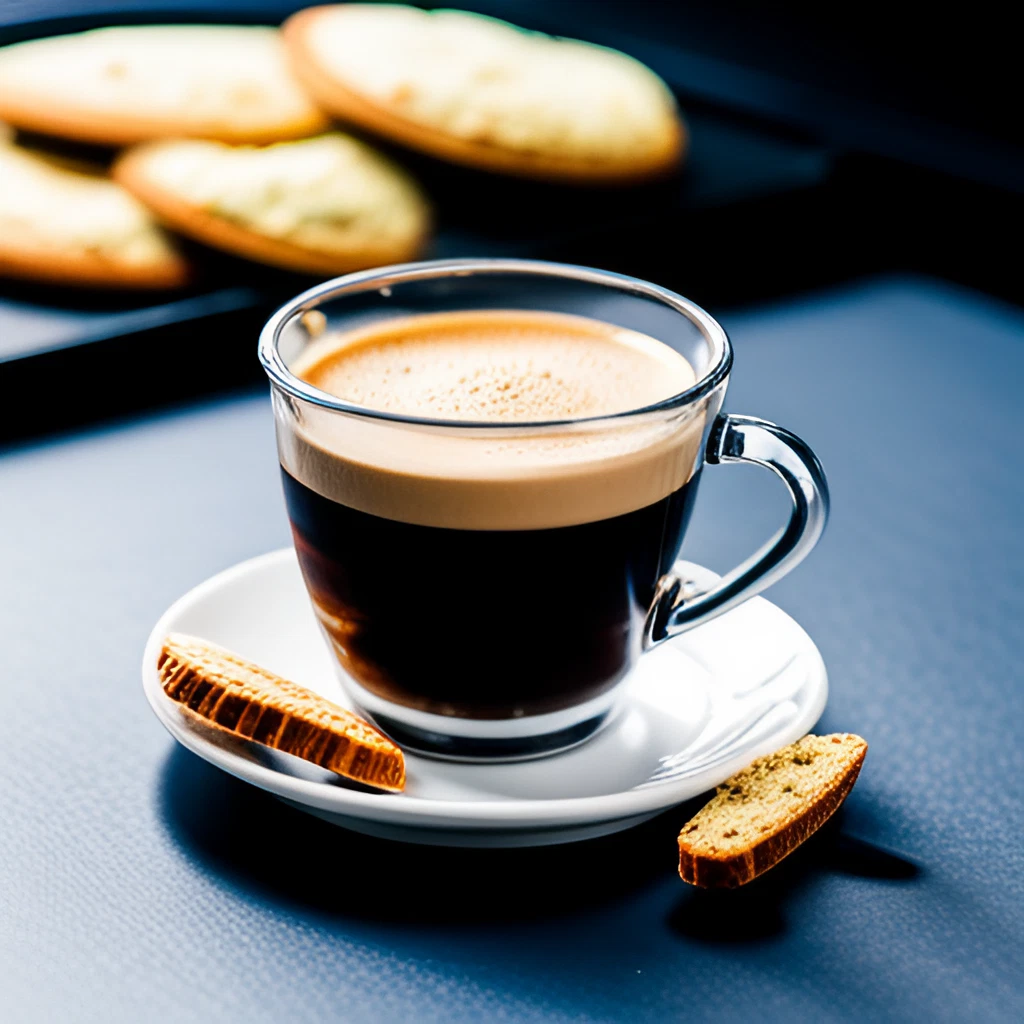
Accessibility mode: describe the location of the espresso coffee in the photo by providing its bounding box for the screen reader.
[278,309,705,736]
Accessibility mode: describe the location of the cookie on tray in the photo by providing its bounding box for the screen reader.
[114,133,431,275]
[0,139,189,289]
[283,4,685,184]
[0,25,328,147]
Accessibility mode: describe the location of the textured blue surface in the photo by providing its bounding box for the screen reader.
[1,276,1022,1022]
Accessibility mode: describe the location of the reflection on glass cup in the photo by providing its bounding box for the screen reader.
[260,260,828,760]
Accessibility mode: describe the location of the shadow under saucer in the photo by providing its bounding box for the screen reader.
[157,745,687,925]
[159,744,920,934]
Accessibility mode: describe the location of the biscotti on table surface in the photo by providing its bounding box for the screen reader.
[678,734,868,887]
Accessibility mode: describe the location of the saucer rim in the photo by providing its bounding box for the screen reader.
[142,548,827,830]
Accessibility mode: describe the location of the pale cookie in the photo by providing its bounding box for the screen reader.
[0,140,189,289]
[114,132,431,275]
[0,25,329,146]
[283,5,685,183]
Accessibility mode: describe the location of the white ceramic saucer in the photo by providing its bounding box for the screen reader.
[142,549,827,847]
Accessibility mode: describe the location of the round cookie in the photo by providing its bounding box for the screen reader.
[0,141,189,289]
[283,5,685,184]
[0,25,329,147]
[113,133,431,276]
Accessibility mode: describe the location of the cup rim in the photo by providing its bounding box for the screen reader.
[258,258,733,429]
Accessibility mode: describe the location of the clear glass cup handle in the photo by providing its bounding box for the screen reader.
[644,413,830,647]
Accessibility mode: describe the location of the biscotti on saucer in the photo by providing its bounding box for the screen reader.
[158,633,405,792]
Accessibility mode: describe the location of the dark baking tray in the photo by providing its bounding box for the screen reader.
[0,3,834,441]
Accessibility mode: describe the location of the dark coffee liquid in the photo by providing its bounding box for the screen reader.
[280,308,704,731]
[283,467,701,719]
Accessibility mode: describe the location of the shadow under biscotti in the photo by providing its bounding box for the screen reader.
[667,812,921,944]
[157,745,687,925]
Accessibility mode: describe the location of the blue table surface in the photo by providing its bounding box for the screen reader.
[2,276,1022,1023]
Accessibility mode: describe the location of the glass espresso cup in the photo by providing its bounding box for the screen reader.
[259,260,828,760]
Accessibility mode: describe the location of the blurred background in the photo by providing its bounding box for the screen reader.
[1,0,1021,440]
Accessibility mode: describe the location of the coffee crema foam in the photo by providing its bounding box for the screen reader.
[279,309,709,530]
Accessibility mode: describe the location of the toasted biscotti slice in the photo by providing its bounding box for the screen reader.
[158,633,405,792]
[678,733,867,888]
